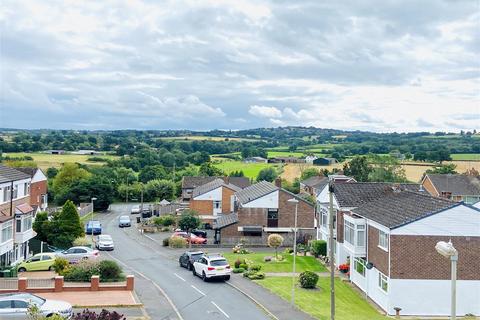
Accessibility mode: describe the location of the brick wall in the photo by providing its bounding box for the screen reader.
[367,226,389,275]
[30,181,47,207]
[0,196,30,216]
[189,200,213,215]
[390,235,480,280]
[221,187,235,214]
[336,210,346,243]
[422,176,439,197]
[277,190,315,228]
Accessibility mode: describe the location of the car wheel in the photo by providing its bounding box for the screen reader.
[187,262,192,271]
[179,260,183,267]
[224,275,230,281]
[192,268,197,276]
[202,272,207,282]
[48,266,53,271]
[18,267,26,272]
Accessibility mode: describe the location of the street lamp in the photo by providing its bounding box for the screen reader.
[288,198,299,307]
[435,240,458,320]
[90,197,97,239]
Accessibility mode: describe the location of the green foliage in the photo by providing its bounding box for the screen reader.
[243,270,265,280]
[300,168,320,181]
[233,267,245,273]
[239,263,248,269]
[199,162,223,176]
[343,156,372,182]
[56,175,115,210]
[48,200,84,248]
[53,163,91,196]
[234,258,245,268]
[73,237,93,247]
[177,210,201,232]
[426,163,457,174]
[32,212,49,242]
[299,271,319,289]
[144,179,175,201]
[310,240,327,257]
[256,167,278,182]
[153,215,175,226]
[52,257,69,274]
[249,264,262,272]
[169,236,187,248]
[267,234,284,258]
[98,260,123,281]
[46,167,59,179]
[241,146,267,159]
[229,170,245,177]
[62,259,124,282]
[138,165,169,183]
[368,155,407,182]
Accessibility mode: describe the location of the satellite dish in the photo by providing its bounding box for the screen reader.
[366,262,374,269]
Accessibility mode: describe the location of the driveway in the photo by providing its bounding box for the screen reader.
[97,203,271,320]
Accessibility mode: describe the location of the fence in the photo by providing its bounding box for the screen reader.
[78,203,93,217]
[0,279,18,290]
[27,278,54,289]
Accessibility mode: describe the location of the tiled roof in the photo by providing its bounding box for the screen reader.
[426,174,480,196]
[192,178,241,198]
[352,190,458,229]
[333,182,421,208]
[301,175,328,188]
[16,203,34,214]
[0,165,31,183]
[182,176,250,189]
[213,212,238,229]
[236,181,278,204]
[15,167,38,178]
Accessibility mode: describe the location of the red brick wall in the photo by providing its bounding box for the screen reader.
[277,190,315,228]
[390,235,480,280]
[220,207,266,237]
[222,187,235,214]
[189,200,213,215]
[29,181,47,207]
[336,210,345,243]
[367,226,389,275]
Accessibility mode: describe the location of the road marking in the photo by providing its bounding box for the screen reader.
[211,301,230,318]
[174,273,186,282]
[191,285,206,296]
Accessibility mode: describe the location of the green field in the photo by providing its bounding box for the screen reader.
[3,152,118,170]
[267,151,305,158]
[450,153,480,160]
[213,161,281,179]
[223,252,327,273]
[257,277,387,320]
[158,135,261,142]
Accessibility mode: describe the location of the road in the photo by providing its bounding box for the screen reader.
[97,204,271,320]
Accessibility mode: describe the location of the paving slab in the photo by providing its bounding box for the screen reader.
[38,290,140,307]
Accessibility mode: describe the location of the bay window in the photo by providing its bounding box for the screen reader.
[344,220,366,247]
[345,221,355,244]
[1,221,13,243]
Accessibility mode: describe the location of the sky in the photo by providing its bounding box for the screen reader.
[1,0,479,132]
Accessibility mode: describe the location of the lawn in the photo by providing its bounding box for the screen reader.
[4,152,118,170]
[257,277,387,320]
[213,161,282,180]
[223,252,327,273]
[267,151,305,158]
[450,153,480,160]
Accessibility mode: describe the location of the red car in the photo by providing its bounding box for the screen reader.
[172,232,207,244]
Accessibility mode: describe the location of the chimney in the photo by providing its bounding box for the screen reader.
[274,177,282,188]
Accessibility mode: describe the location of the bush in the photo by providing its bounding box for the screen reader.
[169,236,187,248]
[243,270,256,278]
[248,272,265,280]
[153,215,175,227]
[267,234,284,259]
[162,238,170,247]
[239,263,248,270]
[275,255,284,262]
[161,227,170,232]
[263,256,272,262]
[52,258,69,274]
[98,260,123,281]
[73,309,125,320]
[310,240,327,257]
[299,271,319,289]
[73,237,93,248]
[284,248,293,254]
[234,258,244,268]
[249,264,262,272]
[233,267,245,274]
[63,260,99,282]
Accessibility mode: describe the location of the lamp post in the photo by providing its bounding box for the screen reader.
[435,240,458,320]
[288,198,299,307]
[328,181,335,320]
[90,197,97,239]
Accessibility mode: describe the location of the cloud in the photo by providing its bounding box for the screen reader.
[248,105,283,118]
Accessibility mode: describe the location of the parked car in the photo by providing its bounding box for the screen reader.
[179,251,204,270]
[118,215,131,227]
[0,293,72,319]
[192,255,231,281]
[85,220,102,235]
[17,253,56,272]
[95,234,114,251]
[57,246,99,263]
[131,205,140,214]
[172,232,207,245]
[191,229,207,238]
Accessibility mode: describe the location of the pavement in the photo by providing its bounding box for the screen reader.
[38,291,139,307]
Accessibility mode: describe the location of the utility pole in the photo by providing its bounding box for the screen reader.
[328,181,335,320]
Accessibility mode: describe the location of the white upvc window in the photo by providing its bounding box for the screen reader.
[213,201,222,209]
[1,221,13,243]
[321,207,328,227]
[345,220,355,245]
[24,182,30,196]
[354,257,366,277]
[356,225,365,247]
[378,230,389,251]
[13,185,18,199]
[3,186,11,202]
[378,271,388,292]
[345,220,366,247]
[23,216,32,231]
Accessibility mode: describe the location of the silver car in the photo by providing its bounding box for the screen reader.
[118,215,131,227]
[0,293,72,319]
[131,205,140,214]
[57,246,99,263]
[95,234,114,251]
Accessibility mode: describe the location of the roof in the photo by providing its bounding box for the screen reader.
[192,178,241,198]
[425,174,480,196]
[236,181,278,204]
[182,176,250,189]
[15,203,34,214]
[0,165,31,183]
[352,190,458,229]
[333,182,421,208]
[301,175,328,188]
[214,212,239,229]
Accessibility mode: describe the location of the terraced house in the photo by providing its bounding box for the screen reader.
[421,173,480,204]
[0,165,37,267]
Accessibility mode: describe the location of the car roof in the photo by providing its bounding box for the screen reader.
[119,215,130,218]
[0,293,38,300]
[187,251,204,255]
[70,246,92,250]
[204,255,225,260]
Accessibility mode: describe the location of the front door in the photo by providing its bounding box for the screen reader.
[267,209,278,228]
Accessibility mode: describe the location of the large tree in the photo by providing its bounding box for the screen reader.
[343,156,372,182]
[52,163,91,196]
[256,167,278,182]
[47,200,84,248]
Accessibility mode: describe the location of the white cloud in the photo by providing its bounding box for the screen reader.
[248,105,283,118]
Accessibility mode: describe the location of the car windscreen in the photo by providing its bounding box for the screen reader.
[190,253,203,260]
[15,294,45,306]
[209,259,228,266]
[98,235,111,241]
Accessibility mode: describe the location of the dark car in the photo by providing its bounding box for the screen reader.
[191,229,207,238]
[179,251,204,270]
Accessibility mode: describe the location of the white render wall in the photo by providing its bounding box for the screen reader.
[242,191,278,209]
[194,187,222,201]
[0,178,30,204]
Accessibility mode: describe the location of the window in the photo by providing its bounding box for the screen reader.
[267,209,278,228]
[16,218,22,233]
[378,230,389,251]
[321,207,328,227]
[354,257,366,277]
[12,300,28,308]
[74,248,87,254]
[0,300,11,308]
[378,272,388,292]
[24,183,30,196]
[30,256,41,262]
[357,225,365,247]
[344,221,355,245]
[213,201,222,209]
[23,216,32,231]
[42,255,53,261]
[13,185,18,199]
[1,221,13,243]
[3,186,10,202]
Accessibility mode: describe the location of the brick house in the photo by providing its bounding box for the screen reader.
[421,174,480,204]
[181,176,250,201]
[189,178,242,223]
[16,167,48,212]
[0,165,36,267]
[300,174,354,197]
[214,181,316,245]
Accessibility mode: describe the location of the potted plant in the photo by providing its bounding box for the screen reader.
[338,263,349,273]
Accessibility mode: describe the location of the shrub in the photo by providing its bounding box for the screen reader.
[284,248,293,254]
[249,264,262,272]
[234,258,244,268]
[233,267,245,274]
[239,263,248,270]
[63,260,99,282]
[73,309,125,320]
[263,256,272,262]
[162,238,170,247]
[243,270,256,278]
[267,234,284,259]
[98,260,123,281]
[310,240,327,257]
[73,237,93,248]
[153,215,175,226]
[248,272,265,280]
[161,227,170,232]
[275,255,284,262]
[169,236,187,248]
[52,257,69,274]
[299,271,319,289]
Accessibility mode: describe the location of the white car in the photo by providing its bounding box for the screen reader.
[192,255,231,281]
[57,246,99,263]
[95,234,114,251]
[0,293,72,319]
[131,205,140,214]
